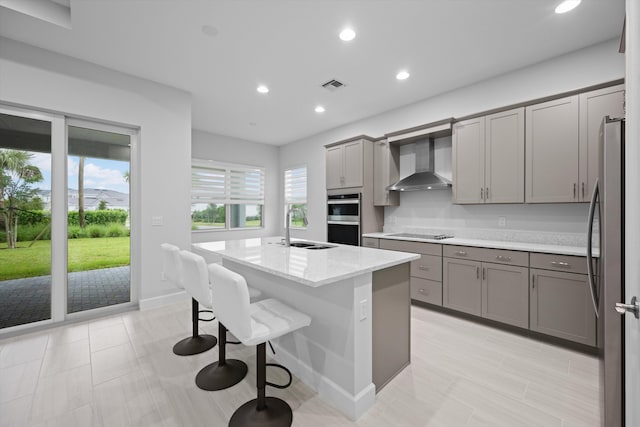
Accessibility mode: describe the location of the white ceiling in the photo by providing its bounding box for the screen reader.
[0,0,625,145]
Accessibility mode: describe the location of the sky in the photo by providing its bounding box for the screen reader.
[27,152,130,194]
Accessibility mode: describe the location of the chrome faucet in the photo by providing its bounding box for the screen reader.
[284,207,308,246]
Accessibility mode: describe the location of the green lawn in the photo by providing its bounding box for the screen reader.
[193,219,262,229]
[0,237,130,281]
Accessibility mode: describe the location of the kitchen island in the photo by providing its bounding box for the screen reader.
[192,237,419,420]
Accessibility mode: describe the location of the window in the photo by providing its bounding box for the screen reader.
[191,160,264,231]
[284,165,307,228]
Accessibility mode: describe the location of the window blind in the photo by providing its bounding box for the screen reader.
[284,166,307,204]
[192,162,264,205]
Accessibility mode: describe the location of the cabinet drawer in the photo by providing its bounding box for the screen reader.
[410,278,442,306]
[362,237,380,248]
[379,239,442,256]
[443,245,528,267]
[411,254,442,281]
[530,253,590,275]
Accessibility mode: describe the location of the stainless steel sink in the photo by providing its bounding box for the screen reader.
[273,241,337,249]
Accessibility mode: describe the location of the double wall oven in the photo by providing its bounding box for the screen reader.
[327,193,361,246]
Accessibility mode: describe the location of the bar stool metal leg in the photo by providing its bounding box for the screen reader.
[229,343,293,427]
[173,298,217,356]
[195,322,248,391]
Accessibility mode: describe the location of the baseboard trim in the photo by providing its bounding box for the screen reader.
[139,291,189,310]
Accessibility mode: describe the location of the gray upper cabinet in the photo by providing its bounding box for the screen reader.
[530,267,597,346]
[452,117,484,204]
[326,139,363,189]
[453,107,524,204]
[579,84,625,201]
[525,95,580,203]
[373,139,399,206]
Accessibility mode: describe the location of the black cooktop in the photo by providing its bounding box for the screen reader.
[388,233,453,240]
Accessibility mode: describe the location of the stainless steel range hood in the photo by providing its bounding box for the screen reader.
[386,138,451,191]
[384,118,453,192]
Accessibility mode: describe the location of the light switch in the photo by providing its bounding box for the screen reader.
[151,216,163,226]
[498,216,506,227]
[359,299,368,321]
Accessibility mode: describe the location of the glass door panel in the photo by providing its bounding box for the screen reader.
[67,125,130,313]
[0,113,52,329]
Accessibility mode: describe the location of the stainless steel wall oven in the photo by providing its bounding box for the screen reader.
[327,193,360,246]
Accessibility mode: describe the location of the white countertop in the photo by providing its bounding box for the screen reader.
[193,237,420,287]
[363,232,600,257]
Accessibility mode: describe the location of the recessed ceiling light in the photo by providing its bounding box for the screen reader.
[257,85,269,94]
[555,0,581,14]
[315,106,325,113]
[396,71,410,80]
[339,28,356,41]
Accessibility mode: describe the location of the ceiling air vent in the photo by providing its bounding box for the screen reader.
[321,79,346,91]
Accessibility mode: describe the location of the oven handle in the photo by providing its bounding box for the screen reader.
[327,220,360,226]
[327,200,360,205]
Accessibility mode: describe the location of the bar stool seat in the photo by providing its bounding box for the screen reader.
[161,243,217,356]
[209,264,311,427]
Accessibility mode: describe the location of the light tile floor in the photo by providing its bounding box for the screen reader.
[0,302,600,427]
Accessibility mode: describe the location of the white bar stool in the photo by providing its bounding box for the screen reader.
[179,250,249,391]
[209,263,311,427]
[161,243,217,356]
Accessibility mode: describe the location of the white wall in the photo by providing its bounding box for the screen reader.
[279,38,625,242]
[191,129,279,243]
[0,37,192,301]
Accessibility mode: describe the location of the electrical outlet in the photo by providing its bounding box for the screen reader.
[498,216,506,227]
[359,299,368,321]
[160,272,166,281]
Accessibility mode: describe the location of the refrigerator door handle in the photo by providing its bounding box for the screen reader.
[586,178,600,318]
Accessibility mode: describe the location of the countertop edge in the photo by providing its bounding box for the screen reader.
[362,233,600,258]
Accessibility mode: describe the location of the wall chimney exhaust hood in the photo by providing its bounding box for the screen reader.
[385,119,453,192]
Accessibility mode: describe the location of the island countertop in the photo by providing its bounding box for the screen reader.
[192,236,419,287]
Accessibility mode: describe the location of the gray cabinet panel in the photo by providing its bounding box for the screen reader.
[343,140,364,188]
[410,254,442,282]
[373,140,399,206]
[326,145,344,190]
[443,258,482,316]
[482,263,529,328]
[525,96,580,203]
[485,108,525,203]
[443,245,528,267]
[579,84,625,201]
[529,253,590,275]
[530,268,596,346]
[452,117,485,204]
[410,277,442,306]
[361,237,380,248]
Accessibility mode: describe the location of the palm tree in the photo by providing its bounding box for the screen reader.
[0,149,43,248]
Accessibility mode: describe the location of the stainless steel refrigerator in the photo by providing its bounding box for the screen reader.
[587,116,624,427]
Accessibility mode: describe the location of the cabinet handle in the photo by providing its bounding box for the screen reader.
[418,288,427,294]
[573,183,577,199]
[495,255,512,262]
[532,274,535,289]
[482,267,485,281]
[486,187,489,200]
[455,250,467,256]
[582,182,585,199]
[551,261,571,268]
[480,187,484,200]
[477,266,480,279]
[418,265,430,271]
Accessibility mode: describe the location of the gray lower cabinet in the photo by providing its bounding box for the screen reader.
[530,268,597,346]
[443,258,482,315]
[482,263,529,328]
[362,237,380,248]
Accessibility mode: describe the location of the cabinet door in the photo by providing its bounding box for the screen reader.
[485,108,525,203]
[373,140,399,206]
[343,140,363,188]
[411,277,442,306]
[525,96,579,203]
[326,145,344,189]
[443,258,482,315]
[530,268,596,346]
[579,84,625,201]
[481,263,529,328]
[452,117,485,204]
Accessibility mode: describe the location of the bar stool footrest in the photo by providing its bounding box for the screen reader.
[229,397,293,427]
[265,363,292,389]
[172,334,217,356]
